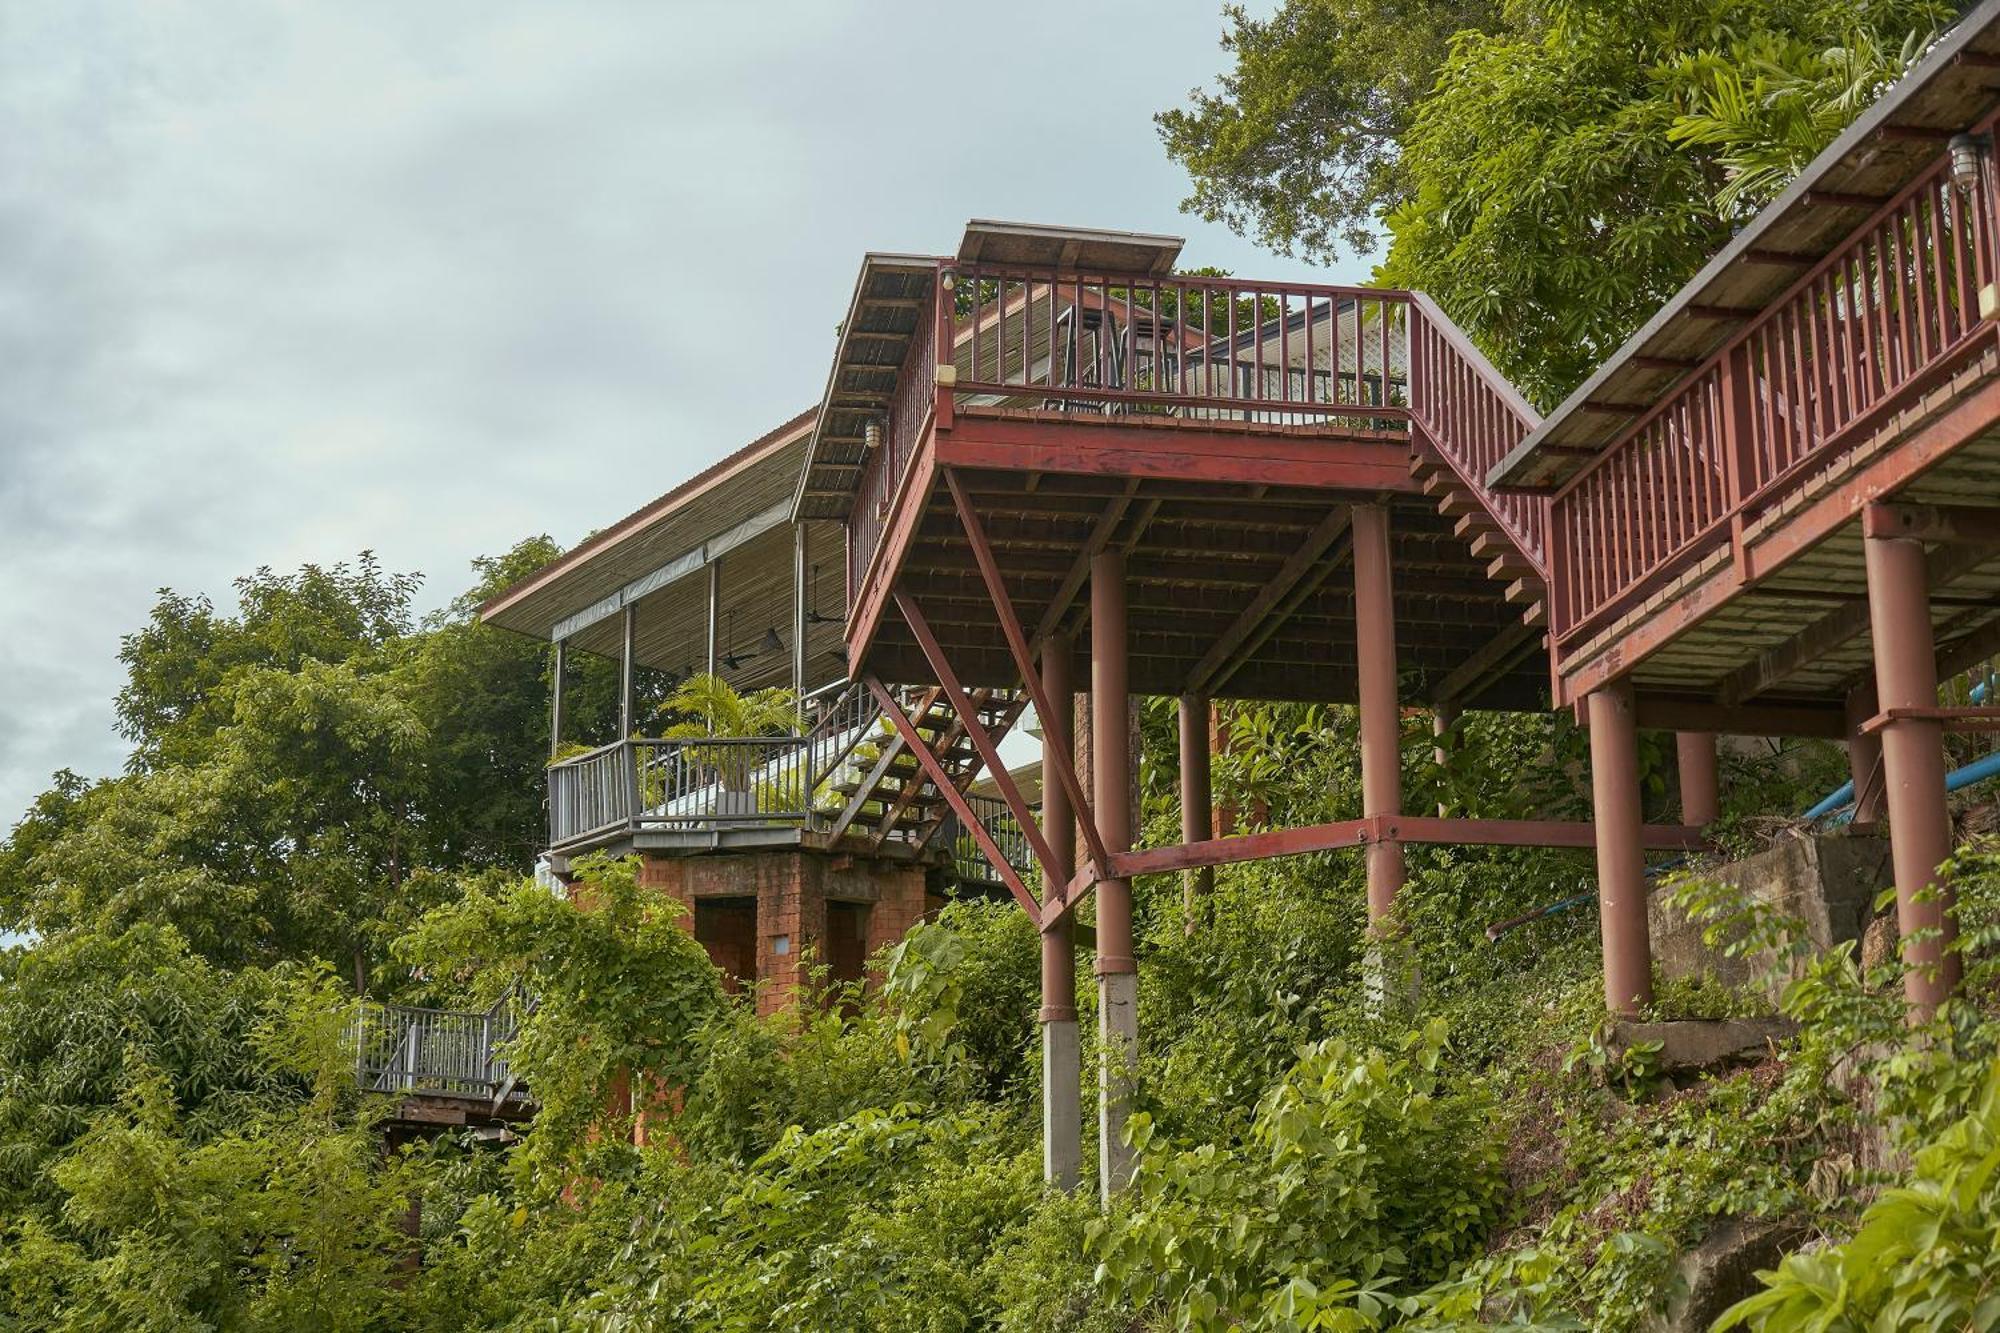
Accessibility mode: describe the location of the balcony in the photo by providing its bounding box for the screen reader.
[796,223,1552,709]
[545,680,1036,891]
[351,996,528,1116]
[1546,135,1999,655]
[546,679,876,851]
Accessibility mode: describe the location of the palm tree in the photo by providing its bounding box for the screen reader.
[656,674,800,813]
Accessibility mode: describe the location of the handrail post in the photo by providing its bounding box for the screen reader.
[625,739,641,833]
[1720,343,1756,582]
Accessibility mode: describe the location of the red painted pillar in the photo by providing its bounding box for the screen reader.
[1351,503,1404,924]
[1846,682,1886,827]
[1039,633,1081,1191]
[1589,679,1652,1015]
[1179,693,1214,929]
[1676,731,1720,827]
[1864,529,1959,1015]
[1092,550,1137,1200]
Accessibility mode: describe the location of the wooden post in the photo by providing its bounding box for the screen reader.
[706,560,722,679]
[1865,526,1959,1016]
[792,524,809,708]
[1352,503,1404,924]
[1039,633,1081,1191]
[1676,732,1719,827]
[1179,693,1213,929]
[1091,550,1137,1201]
[619,604,638,739]
[1589,680,1652,1015]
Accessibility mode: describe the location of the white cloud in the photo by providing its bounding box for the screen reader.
[0,0,1369,828]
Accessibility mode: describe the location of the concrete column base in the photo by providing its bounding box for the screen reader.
[1097,970,1138,1201]
[1041,1018,1081,1191]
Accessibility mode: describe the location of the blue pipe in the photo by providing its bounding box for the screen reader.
[1802,780,1855,822]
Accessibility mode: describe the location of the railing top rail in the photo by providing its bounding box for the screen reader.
[944,258,1414,305]
[1408,291,1543,428]
[547,737,627,771]
[356,1000,494,1023]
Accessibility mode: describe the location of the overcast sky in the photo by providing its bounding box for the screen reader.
[0,0,1373,829]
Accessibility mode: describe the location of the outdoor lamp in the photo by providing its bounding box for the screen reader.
[1949,132,1987,193]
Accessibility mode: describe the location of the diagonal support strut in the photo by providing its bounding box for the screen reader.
[865,677,1041,918]
[895,591,1064,890]
[942,466,1116,884]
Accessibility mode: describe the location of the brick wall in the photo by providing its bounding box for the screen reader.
[638,850,930,1016]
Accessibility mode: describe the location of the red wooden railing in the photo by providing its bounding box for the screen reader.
[1407,293,1548,574]
[848,295,941,600]
[948,263,1411,425]
[1551,134,1998,645]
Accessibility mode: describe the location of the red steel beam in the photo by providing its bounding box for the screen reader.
[866,677,1041,919]
[1857,705,2000,735]
[894,591,1063,886]
[942,467,1116,882]
[1101,814,1706,881]
[1861,501,2000,545]
[936,417,1417,492]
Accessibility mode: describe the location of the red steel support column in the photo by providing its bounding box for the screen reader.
[1846,683,1886,827]
[1091,550,1138,1200]
[1179,693,1214,930]
[1676,732,1720,827]
[1039,633,1081,1191]
[1589,680,1652,1015]
[1351,503,1404,924]
[1864,529,1960,1015]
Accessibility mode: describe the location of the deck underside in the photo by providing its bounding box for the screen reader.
[860,409,1549,709]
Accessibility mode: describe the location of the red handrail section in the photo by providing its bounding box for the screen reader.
[948,263,1411,425]
[1407,293,1548,575]
[1551,140,1997,647]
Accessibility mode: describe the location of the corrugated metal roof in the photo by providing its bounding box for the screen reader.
[1490,0,2000,491]
[792,253,939,522]
[480,411,843,686]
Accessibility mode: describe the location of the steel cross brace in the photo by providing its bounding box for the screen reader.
[894,591,1064,892]
[864,676,1041,919]
[942,466,1117,885]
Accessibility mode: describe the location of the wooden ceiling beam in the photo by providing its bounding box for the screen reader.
[1189,507,1355,695]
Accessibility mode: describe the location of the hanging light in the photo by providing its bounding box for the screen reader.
[1949,132,1987,194]
[760,626,784,654]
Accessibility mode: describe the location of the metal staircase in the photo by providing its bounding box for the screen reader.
[824,684,1032,864]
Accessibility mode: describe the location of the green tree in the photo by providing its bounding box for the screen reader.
[1167,0,1954,405]
[1157,0,1501,260]
[0,538,618,984]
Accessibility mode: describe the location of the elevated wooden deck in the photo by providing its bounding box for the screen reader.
[798,232,1551,714]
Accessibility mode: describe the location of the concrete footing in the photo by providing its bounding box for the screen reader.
[1041,1017,1081,1191]
[1097,970,1138,1200]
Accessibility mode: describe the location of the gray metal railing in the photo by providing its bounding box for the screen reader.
[547,680,889,848]
[351,997,524,1106]
[944,792,1036,888]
